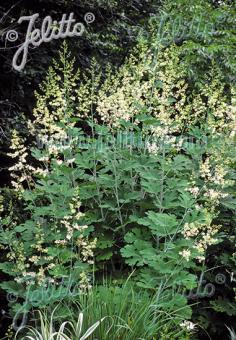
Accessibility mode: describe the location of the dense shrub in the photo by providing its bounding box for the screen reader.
[0,0,235,337]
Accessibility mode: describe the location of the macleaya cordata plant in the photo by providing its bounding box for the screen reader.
[0,44,97,318]
[0,126,97,315]
[74,119,231,292]
[89,33,236,335]
[0,30,235,338]
[7,42,79,192]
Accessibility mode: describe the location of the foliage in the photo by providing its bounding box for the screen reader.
[15,308,105,340]
[0,1,235,338]
[0,117,96,317]
[144,0,236,83]
[16,281,194,340]
[0,0,161,162]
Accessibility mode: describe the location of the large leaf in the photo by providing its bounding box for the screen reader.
[138,211,179,236]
